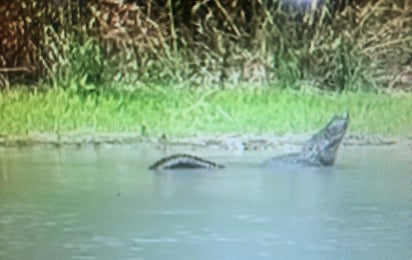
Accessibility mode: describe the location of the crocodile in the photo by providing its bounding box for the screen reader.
[149,112,349,170]
[265,111,349,167]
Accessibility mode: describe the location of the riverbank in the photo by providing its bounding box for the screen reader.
[0,131,410,149]
[1,87,411,139]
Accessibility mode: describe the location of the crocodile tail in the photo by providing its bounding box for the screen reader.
[149,154,225,170]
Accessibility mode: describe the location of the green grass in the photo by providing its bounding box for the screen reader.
[0,86,411,137]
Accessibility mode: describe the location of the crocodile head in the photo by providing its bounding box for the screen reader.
[300,112,349,166]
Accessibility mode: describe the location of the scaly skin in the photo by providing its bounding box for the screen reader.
[149,153,225,170]
[266,112,349,167]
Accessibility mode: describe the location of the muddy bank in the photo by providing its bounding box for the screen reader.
[0,132,410,149]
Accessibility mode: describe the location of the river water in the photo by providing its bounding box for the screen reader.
[0,144,411,259]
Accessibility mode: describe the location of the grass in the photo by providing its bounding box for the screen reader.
[0,85,411,137]
[2,1,411,92]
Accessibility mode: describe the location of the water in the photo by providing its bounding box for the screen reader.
[0,144,411,259]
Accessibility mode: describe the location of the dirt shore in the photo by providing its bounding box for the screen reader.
[0,131,410,149]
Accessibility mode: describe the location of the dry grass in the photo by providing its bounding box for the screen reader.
[0,0,411,92]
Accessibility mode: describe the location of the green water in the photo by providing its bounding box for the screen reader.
[0,145,411,259]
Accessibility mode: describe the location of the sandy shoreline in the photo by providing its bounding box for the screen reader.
[0,132,410,149]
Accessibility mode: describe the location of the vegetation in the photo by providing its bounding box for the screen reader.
[0,1,410,138]
[1,86,411,136]
[0,0,411,92]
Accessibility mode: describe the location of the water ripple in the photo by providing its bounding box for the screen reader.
[132,237,179,244]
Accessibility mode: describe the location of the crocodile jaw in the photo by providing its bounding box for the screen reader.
[300,112,349,166]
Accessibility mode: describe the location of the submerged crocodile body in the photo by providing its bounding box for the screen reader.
[149,112,349,170]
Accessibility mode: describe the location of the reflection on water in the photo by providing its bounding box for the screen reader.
[0,145,411,259]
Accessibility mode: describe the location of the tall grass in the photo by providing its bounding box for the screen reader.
[0,0,411,92]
